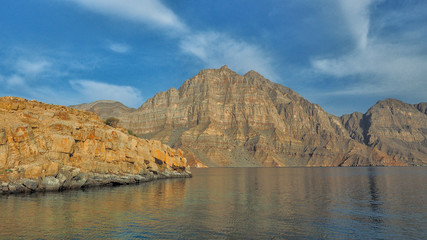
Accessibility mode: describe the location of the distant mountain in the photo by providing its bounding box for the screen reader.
[341,99,427,166]
[75,66,426,167]
[70,100,135,120]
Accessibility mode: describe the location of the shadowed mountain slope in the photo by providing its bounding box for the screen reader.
[341,99,427,166]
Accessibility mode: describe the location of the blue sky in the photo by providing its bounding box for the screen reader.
[0,0,426,115]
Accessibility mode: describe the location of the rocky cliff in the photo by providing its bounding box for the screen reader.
[75,66,419,167]
[341,99,427,166]
[0,97,191,194]
[71,66,426,167]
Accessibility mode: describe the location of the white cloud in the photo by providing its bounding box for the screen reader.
[108,43,130,53]
[70,0,277,80]
[69,0,186,32]
[311,0,427,100]
[6,75,26,87]
[15,59,51,76]
[336,0,376,50]
[69,79,143,107]
[180,32,277,80]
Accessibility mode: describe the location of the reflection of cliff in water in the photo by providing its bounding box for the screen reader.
[0,178,189,238]
[368,167,383,224]
[179,167,425,239]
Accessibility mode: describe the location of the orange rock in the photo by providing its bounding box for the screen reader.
[50,134,75,154]
[24,165,43,179]
[0,96,191,192]
[43,161,59,176]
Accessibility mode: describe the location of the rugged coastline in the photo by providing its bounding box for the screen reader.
[0,97,191,194]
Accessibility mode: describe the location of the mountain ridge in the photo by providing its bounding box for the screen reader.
[71,66,426,167]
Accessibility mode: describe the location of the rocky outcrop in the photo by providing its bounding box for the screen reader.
[69,100,135,120]
[0,97,191,194]
[75,66,416,167]
[414,102,427,115]
[341,99,427,166]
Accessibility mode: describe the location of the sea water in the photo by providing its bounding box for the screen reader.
[0,167,426,239]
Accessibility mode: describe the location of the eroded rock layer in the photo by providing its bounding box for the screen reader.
[71,66,426,167]
[82,66,418,167]
[341,99,427,166]
[0,97,191,194]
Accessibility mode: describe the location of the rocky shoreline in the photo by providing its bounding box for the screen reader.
[0,97,192,194]
[1,169,191,194]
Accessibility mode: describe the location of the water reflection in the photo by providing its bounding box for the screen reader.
[0,167,426,239]
[368,167,383,225]
[0,178,189,239]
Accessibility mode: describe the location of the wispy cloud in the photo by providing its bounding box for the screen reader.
[6,75,26,87]
[337,0,376,50]
[69,0,186,32]
[69,79,143,107]
[180,32,277,80]
[311,0,427,100]
[15,59,51,76]
[2,58,53,89]
[69,0,277,80]
[0,49,110,106]
[108,43,130,53]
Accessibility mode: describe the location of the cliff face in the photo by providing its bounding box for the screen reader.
[72,66,426,167]
[0,97,190,194]
[341,99,427,166]
[81,66,408,167]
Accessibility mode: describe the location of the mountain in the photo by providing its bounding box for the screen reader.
[341,99,427,166]
[70,100,135,120]
[73,66,426,167]
[0,97,190,194]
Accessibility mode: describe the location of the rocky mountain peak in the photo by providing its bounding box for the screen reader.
[71,66,426,167]
[108,67,412,167]
[370,98,407,111]
[414,102,427,115]
[341,98,427,165]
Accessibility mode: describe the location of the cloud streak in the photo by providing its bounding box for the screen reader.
[108,43,130,53]
[180,32,277,80]
[15,59,51,76]
[69,0,186,32]
[69,0,277,80]
[311,0,427,100]
[337,0,375,50]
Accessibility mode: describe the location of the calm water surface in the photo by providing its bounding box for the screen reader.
[1,167,426,239]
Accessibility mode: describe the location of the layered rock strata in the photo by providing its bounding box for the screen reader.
[71,66,426,167]
[75,66,422,167]
[0,97,191,194]
[341,99,427,166]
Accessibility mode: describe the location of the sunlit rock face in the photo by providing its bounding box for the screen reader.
[73,66,425,167]
[0,97,191,194]
[341,99,427,166]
